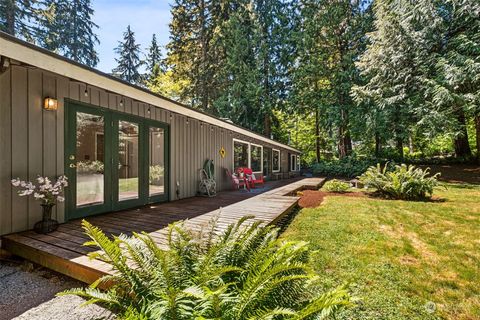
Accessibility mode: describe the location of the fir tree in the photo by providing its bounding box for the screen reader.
[113,25,143,84]
[0,0,37,41]
[145,34,164,85]
[146,34,163,73]
[293,0,372,159]
[352,0,418,159]
[37,0,99,66]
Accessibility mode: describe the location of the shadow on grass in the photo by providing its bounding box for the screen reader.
[365,191,447,203]
[274,206,302,234]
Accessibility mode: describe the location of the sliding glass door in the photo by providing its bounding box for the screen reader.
[65,101,169,220]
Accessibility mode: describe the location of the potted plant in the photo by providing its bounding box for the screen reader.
[11,175,68,234]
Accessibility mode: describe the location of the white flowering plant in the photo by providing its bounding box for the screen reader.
[11,175,68,206]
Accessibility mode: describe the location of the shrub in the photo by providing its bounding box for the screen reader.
[323,179,350,193]
[311,156,388,179]
[358,163,440,200]
[61,218,352,320]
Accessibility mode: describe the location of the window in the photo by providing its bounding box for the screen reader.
[290,154,300,172]
[232,139,263,173]
[272,149,280,172]
[233,139,249,169]
[250,144,263,173]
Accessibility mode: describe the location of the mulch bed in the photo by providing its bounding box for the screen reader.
[298,190,365,208]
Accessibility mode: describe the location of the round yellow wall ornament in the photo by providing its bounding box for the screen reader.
[219,147,226,158]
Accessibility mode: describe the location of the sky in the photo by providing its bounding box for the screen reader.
[92,0,172,73]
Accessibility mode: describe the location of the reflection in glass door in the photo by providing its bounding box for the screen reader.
[149,127,165,197]
[118,121,140,201]
[75,112,105,207]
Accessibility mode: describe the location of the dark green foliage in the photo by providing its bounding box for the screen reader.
[113,25,143,84]
[144,34,163,81]
[323,179,350,193]
[311,157,385,179]
[37,0,99,67]
[359,163,440,200]
[61,218,353,319]
[0,0,37,40]
[291,0,373,159]
[164,0,297,135]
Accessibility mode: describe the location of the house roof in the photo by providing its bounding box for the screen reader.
[0,31,300,153]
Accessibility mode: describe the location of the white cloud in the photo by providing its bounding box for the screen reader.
[93,0,171,72]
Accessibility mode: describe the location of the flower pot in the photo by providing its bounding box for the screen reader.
[34,203,58,234]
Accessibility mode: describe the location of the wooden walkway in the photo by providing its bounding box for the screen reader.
[2,178,324,284]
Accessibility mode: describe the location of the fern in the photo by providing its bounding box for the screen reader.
[359,163,441,200]
[60,218,352,319]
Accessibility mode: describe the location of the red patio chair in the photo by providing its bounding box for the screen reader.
[226,169,250,191]
[242,168,265,188]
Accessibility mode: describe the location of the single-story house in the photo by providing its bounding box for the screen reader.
[0,32,301,236]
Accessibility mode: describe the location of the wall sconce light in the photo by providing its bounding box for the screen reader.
[119,98,124,107]
[84,87,88,97]
[186,117,189,125]
[43,97,58,111]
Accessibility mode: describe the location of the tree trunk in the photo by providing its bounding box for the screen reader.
[408,134,414,154]
[453,108,472,158]
[199,0,209,112]
[5,0,15,35]
[263,114,271,137]
[375,132,381,157]
[315,108,320,163]
[396,137,404,160]
[475,112,480,164]
[337,109,352,158]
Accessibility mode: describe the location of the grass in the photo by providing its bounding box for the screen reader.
[281,183,480,319]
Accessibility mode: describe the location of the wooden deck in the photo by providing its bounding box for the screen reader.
[2,177,324,284]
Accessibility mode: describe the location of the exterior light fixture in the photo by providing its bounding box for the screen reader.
[147,107,151,114]
[119,98,124,107]
[186,118,189,125]
[84,87,88,97]
[43,97,58,111]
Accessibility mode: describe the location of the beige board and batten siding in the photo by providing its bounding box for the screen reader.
[0,63,299,236]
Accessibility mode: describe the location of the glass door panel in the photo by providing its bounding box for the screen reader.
[66,101,169,220]
[75,112,105,207]
[118,121,140,201]
[149,127,165,196]
[263,147,272,177]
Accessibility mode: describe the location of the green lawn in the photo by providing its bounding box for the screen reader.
[282,183,480,319]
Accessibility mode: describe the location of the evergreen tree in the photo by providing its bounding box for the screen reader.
[167,0,214,110]
[253,0,298,136]
[213,4,263,131]
[410,0,479,158]
[0,0,37,41]
[355,0,480,159]
[146,34,163,72]
[352,0,418,159]
[145,34,164,85]
[113,25,143,84]
[37,0,99,67]
[293,0,372,159]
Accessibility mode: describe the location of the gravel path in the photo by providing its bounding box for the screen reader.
[0,259,115,320]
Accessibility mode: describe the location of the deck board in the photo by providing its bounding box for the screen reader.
[2,178,324,284]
